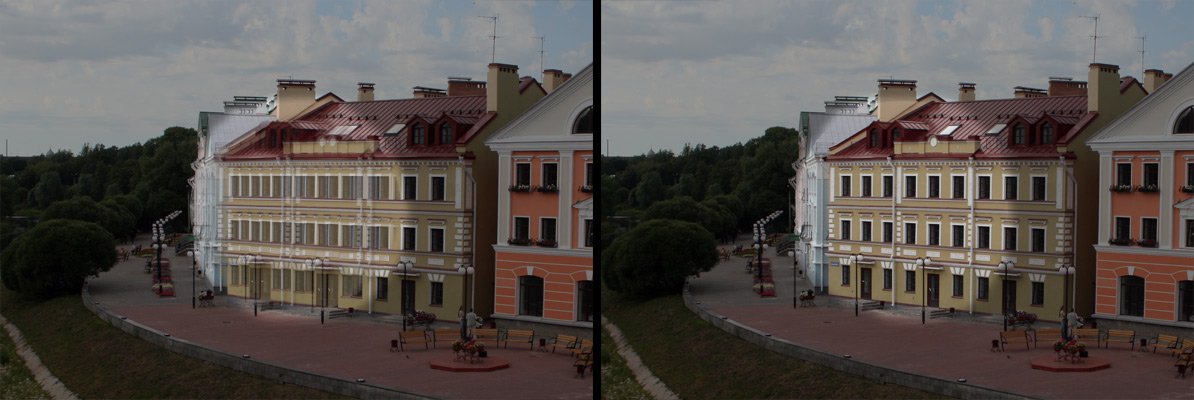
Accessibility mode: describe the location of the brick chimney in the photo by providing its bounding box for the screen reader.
[876,79,917,122]
[543,69,564,93]
[1088,63,1120,113]
[357,82,375,102]
[447,77,486,97]
[1013,86,1046,98]
[958,82,976,102]
[487,63,519,113]
[1047,77,1086,96]
[275,79,316,121]
[1143,69,1170,93]
[412,86,446,98]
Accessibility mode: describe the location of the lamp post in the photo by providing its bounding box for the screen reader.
[916,257,932,325]
[153,223,163,295]
[1059,265,1075,339]
[754,222,765,294]
[998,260,1015,331]
[188,249,196,309]
[847,254,860,316]
[457,263,474,340]
[397,260,414,331]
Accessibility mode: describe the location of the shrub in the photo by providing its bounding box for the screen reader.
[602,219,718,298]
[1,219,117,300]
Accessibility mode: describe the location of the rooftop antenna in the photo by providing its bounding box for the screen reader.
[478,16,499,63]
[1080,15,1101,62]
[533,36,545,73]
[1137,35,1146,77]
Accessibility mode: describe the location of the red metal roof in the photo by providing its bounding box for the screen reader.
[828,95,1090,160]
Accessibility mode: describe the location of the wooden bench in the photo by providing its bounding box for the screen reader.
[504,329,535,350]
[398,330,429,351]
[550,334,579,354]
[573,348,593,378]
[1175,345,1193,378]
[1103,329,1136,349]
[473,328,500,346]
[1033,328,1062,349]
[1073,328,1101,346]
[431,328,460,348]
[1153,334,1182,355]
[572,339,593,359]
[1000,331,1030,351]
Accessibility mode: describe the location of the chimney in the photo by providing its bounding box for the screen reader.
[1047,77,1086,96]
[562,73,573,83]
[487,63,519,113]
[412,86,446,98]
[1143,69,1167,92]
[275,79,316,121]
[1087,63,1120,113]
[876,79,917,122]
[958,82,976,102]
[1013,86,1047,98]
[447,77,486,97]
[542,69,564,93]
[357,82,375,102]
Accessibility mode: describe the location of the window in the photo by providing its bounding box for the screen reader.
[1031,282,1044,305]
[978,226,991,249]
[577,281,594,322]
[343,275,363,298]
[1013,124,1025,145]
[861,221,872,242]
[402,227,416,251]
[540,218,557,246]
[585,162,594,188]
[518,276,544,316]
[320,224,336,246]
[412,124,425,144]
[431,176,446,201]
[905,222,916,244]
[1179,280,1194,323]
[573,106,593,134]
[928,176,940,198]
[1188,163,1194,186]
[1032,176,1046,201]
[882,222,893,243]
[952,225,965,247]
[1031,228,1045,252]
[295,271,313,292]
[1114,217,1131,242]
[403,176,417,200]
[1004,227,1017,251]
[515,163,531,187]
[905,270,916,292]
[883,269,893,290]
[430,228,444,252]
[430,282,444,305]
[952,275,964,297]
[1175,106,1194,134]
[1187,219,1194,247]
[841,175,852,197]
[893,128,902,139]
[978,176,991,199]
[542,163,558,190]
[1119,275,1144,316]
[905,176,917,198]
[369,226,389,250]
[584,219,593,247]
[368,176,389,200]
[840,220,852,241]
[377,277,388,300]
[870,130,880,147]
[861,176,872,197]
[343,176,362,199]
[882,176,893,197]
[1040,123,1054,144]
[978,277,989,300]
[1143,163,1159,187]
[440,124,452,144]
[1141,218,1157,246]
[841,266,850,285]
[514,217,530,241]
[928,224,940,246]
[1004,176,1018,200]
[1117,163,1132,187]
[952,176,965,199]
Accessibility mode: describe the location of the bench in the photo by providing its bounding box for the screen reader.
[1073,328,1101,346]
[572,338,593,359]
[473,328,500,347]
[573,348,593,378]
[432,328,461,347]
[258,301,283,311]
[504,329,535,350]
[1033,328,1063,349]
[1103,329,1136,349]
[1152,334,1182,355]
[1175,345,1193,378]
[550,334,580,354]
[1000,331,1030,351]
[398,330,429,351]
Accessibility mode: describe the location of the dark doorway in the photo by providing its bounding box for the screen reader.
[401,279,416,315]
[1003,280,1017,314]
[928,273,940,307]
[860,268,872,300]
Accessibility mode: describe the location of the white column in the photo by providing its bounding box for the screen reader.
[559,151,573,249]
[1161,150,1175,248]
[497,152,512,244]
[1097,153,1112,244]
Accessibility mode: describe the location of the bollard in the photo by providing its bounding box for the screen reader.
[321,310,325,325]
[254,303,258,317]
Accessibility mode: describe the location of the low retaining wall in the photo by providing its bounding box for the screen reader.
[681,284,1032,400]
[81,287,434,400]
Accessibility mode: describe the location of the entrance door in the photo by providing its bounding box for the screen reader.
[860,268,872,300]
[318,274,339,308]
[928,273,940,307]
[401,279,416,315]
[1002,280,1017,314]
[253,268,267,300]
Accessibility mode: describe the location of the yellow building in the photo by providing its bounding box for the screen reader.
[214,63,547,322]
[824,64,1146,321]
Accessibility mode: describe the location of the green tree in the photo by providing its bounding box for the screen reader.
[1,219,117,300]
[29,171,66,208]
[602,219,718,298]
[632,171,666,207]
[42,197,122,238]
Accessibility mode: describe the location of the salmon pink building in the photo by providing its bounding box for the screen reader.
[1089,62,1194,335]
[486,64,593,338]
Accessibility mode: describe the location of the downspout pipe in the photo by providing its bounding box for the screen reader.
[888,156,896,308]
[968,156,976,315]
[460,155,478,313]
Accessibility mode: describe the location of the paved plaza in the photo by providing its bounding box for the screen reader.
[86,236,593,400]
[690,237,1194,399]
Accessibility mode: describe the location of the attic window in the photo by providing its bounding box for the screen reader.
[1040,123,1054,144]
[412,125,425,144]
[1013,124,1026,145]
[572,106,593,134]
[937,125,960,136]
[384,123,405,135]
[869,129,880,148]
[986,123,1006,136]
[328,125,359,136]
[440,124,453,144]
[1176,106,1194,134]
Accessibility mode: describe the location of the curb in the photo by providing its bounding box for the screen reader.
[0,313,81,400]
[601,317,680,400]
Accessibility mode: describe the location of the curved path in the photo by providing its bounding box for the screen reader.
[602,317,678,400]
[689,237,1194,399]
[0,314,79,400]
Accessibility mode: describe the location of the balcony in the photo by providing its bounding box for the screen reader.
[508,184,531,193]
[507,237,531,246]
[580,184,593,193]
[535,238,558,248]
[1108,237,1134,246]
[1109,184,1133,193]
[1136,184,1159,193]
[535,184,560,193]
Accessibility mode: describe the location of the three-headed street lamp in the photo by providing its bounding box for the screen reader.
[306,258,324,311]
[845,254,862,316]
[456,263,475,340]
[752,211,782,297]
[1059,265,1075,339]
[397,260,415,331]
[998,260,1016,331]
[916,257,933,325]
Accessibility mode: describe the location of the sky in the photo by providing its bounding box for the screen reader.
[0,0,593,156]
[601,0,1194,156]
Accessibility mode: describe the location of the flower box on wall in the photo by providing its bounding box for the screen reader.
[508,184,531,193]
[1181,185,1194,194]
[1109,184,1134,192]
[535,239,558,248]
[1108,237,1134,246]
[1137,239,1158,248]
[536,184,559,193]
[507,237,531,246]
[1137,184,1160,193]
[580,184,593,193]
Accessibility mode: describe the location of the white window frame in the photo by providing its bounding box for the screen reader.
[861,174,873,197]
[861,219,873,242]
[927,222,941,246]
[977,224,992,249]
[1003,225,1019,251]
[977,174,992,200]
[905,221,917,245]
[950,174,967,199]
[1003,175,1019,201]
[402,174,418,200]
[881,174,894,197]
[1030,174,1047,201]
[1031,227,1046,253]
[401,224,417,251]
[927,174,941,199]
[840,219,852,241]
[430,174,447,201]
[951,223,966,247]
[429,227,445,253]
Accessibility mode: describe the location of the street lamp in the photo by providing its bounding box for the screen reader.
[457,263,474,340]
[846,254,861,316]
[188,249,196,309]
[1059,265,1075,339]
[153,224,164,295]
[998,260,1015,331]
[916,257,933,325]
[397,260,414,331]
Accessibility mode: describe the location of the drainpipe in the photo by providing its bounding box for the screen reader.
[1064,157,1077,312]
[888,156,897,308]
[968,156,976,315]
[460,155,478,313]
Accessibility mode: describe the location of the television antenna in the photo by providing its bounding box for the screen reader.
[1137,35,1146,77]
[1080,15,1101,62]
[478,16,499,63]
[533,36,545,73]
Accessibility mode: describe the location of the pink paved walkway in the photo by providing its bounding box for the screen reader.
[88,237,593,400]
[691,241,1194,399]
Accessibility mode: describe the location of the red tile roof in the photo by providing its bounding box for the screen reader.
[828,95,1090,161]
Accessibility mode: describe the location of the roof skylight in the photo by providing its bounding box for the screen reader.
[985,123,1007,135]
[937,125,960,136]
[384,123,405,135]
[328,125,359,136]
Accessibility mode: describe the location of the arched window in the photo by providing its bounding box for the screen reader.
[1175,106,1194,134]
[412,125,425,145]
[1040,123,1054,144]
[439,124,452,145]
[1013,124,1026,145]
[869,128,880,148]
[572,106,593,134]
[1119,275,1144,317]
[518,275,544,317]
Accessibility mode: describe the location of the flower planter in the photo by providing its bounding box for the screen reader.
[479,350,488,358]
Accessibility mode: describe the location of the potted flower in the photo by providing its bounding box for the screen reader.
[580,184,593,193]
[1109,184,1134,192]
[508,184,531,192]
[1052,338,1086,361]
[1182,184,1194,194]
[1137,184,1160,193]
[536,184,559,193]
[453,339,486,360]
[1005,311,1037,328]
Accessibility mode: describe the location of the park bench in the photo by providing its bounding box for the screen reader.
[432,328,461,347]
[572,338,593,359]
[1153,334,1182,355]
[258,301,283,311]
[550,334,579,354]
[1033,328,1063,348]
[1175,344,1193,378]
[1103,329,1136,349]
[473,328,500,347]
[503,329,535,350]
[999,330,1030,351]
[1073,328,1101,346]
[397,330,429,351]
[197,290,215,307]
[573,348,593,378]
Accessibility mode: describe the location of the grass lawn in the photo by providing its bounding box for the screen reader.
[599,325,651,400]
[0,321,49,399]
[603,289,950,399]
[0,287,348,399]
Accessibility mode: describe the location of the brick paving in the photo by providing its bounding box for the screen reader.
[87,236,593,400]
[690,237,1194,399]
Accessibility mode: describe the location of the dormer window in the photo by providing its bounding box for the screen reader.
[869,128,880,148]
[1013,124,1026,145]
[1176,106,1194,134]
[892,128,902,140]
[440,124,453,145]
[573,106,593,134]
[1040,123,1054,144]
[412,124,425,145]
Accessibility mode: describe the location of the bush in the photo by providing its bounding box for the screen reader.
[1,219,117,300]
[602,219,718,298]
